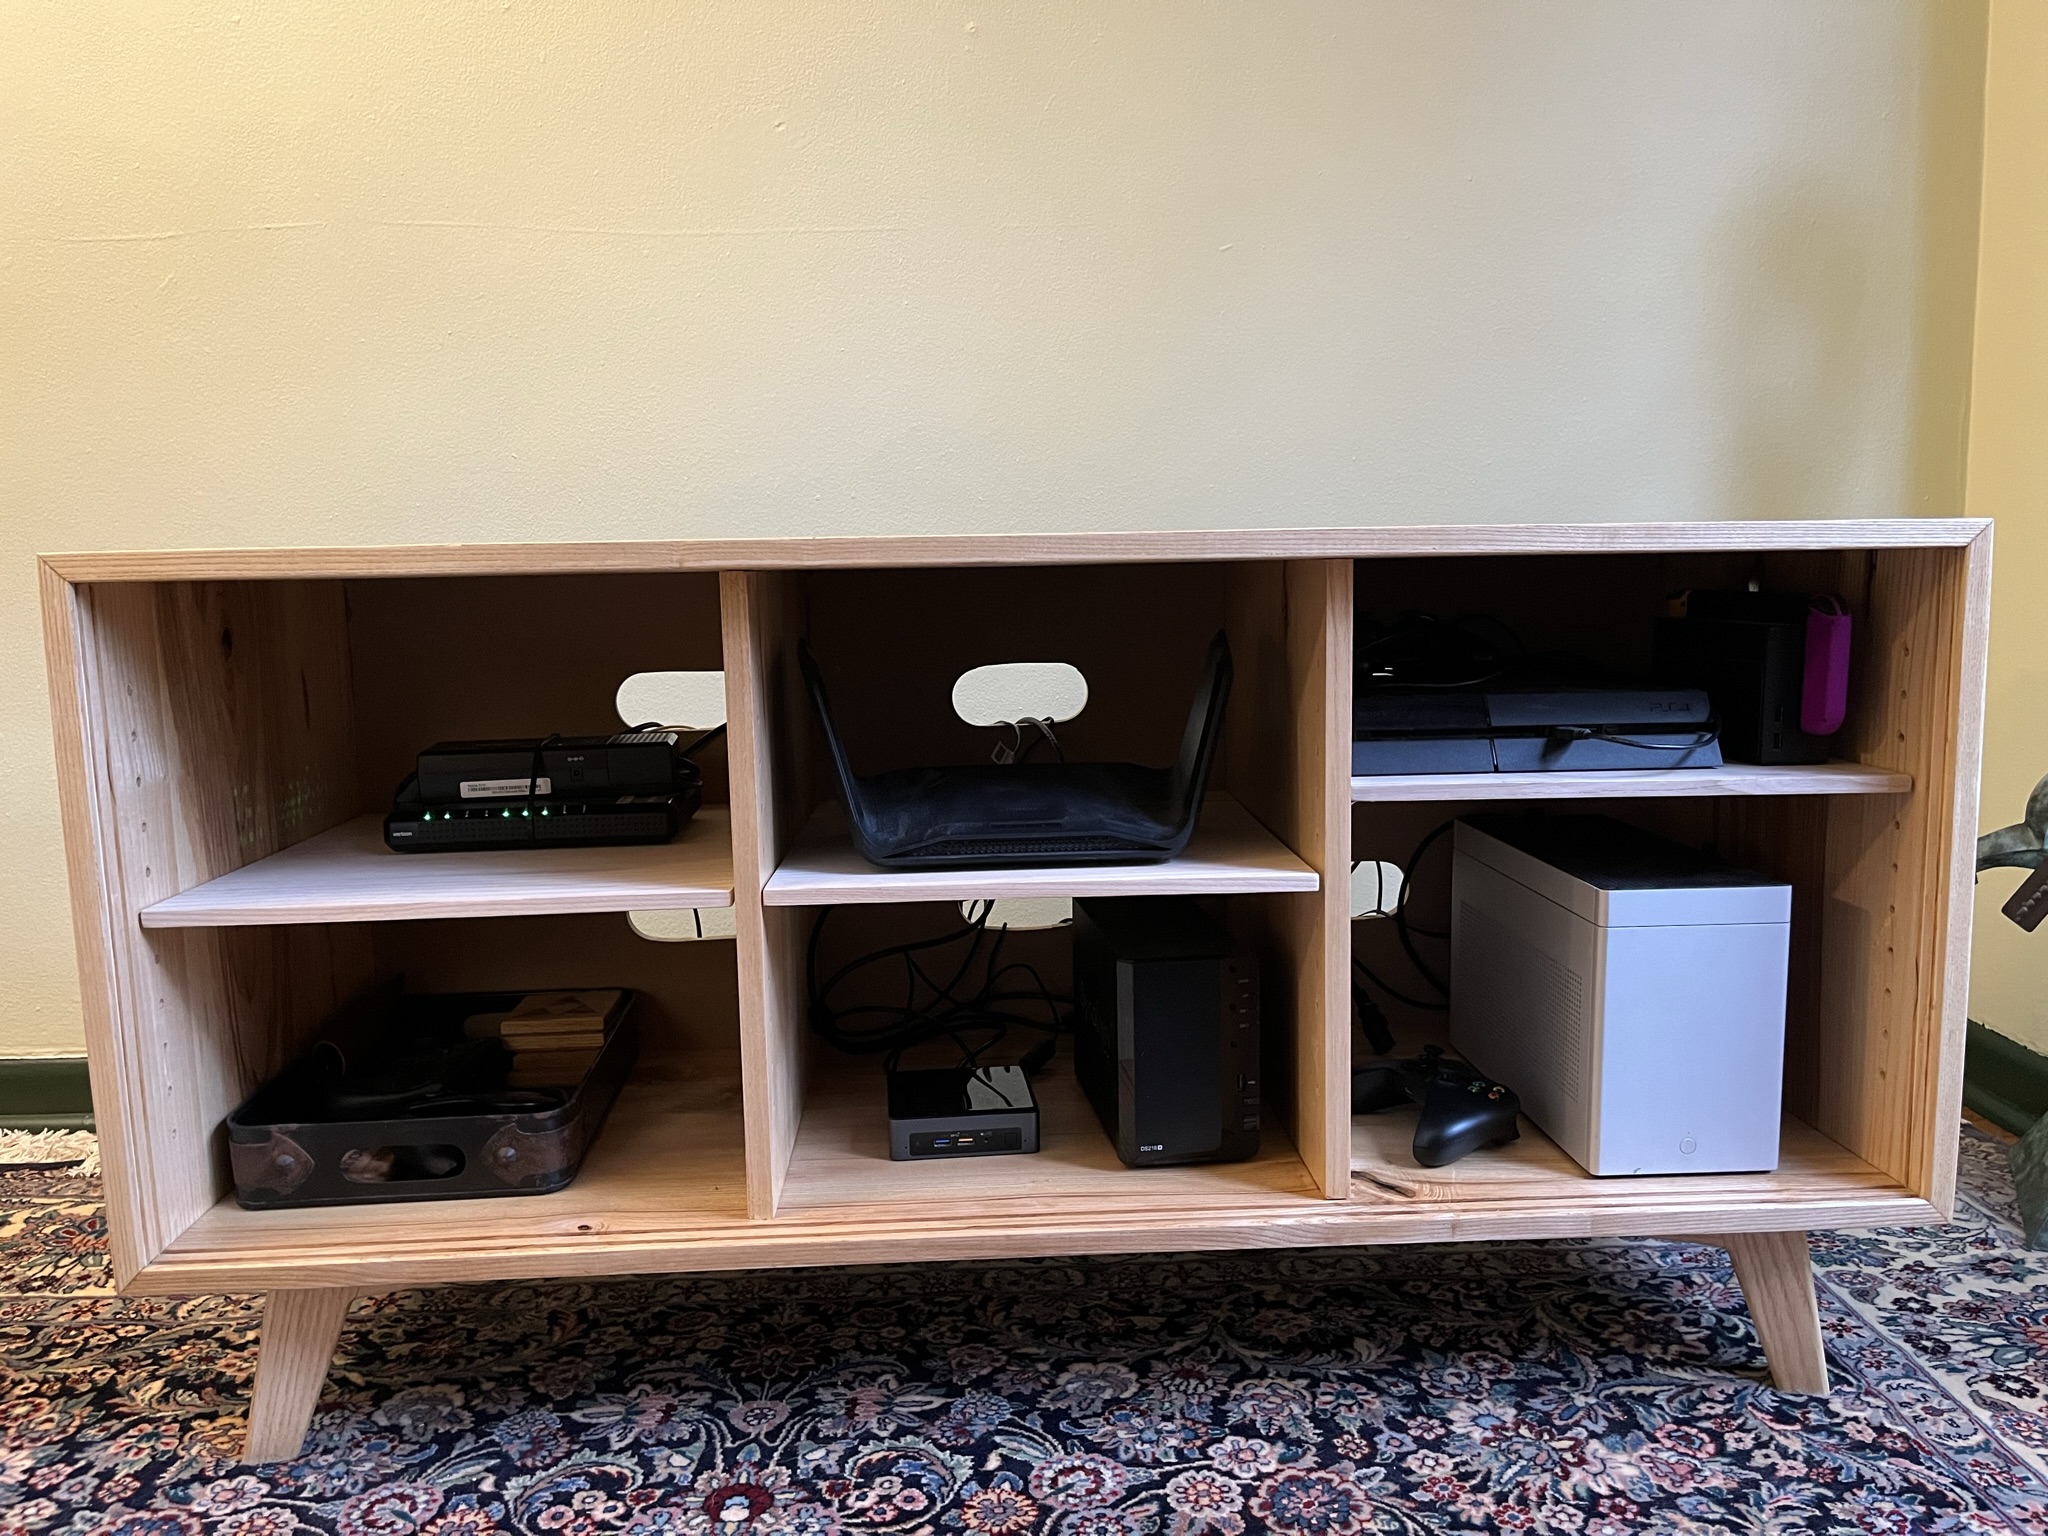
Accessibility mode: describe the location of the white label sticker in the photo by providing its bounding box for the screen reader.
[460,777,553,799]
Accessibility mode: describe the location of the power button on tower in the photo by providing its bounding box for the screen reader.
[1679,1135,1697,1155]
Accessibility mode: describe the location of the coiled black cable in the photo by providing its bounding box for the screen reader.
[805,903,1070,1071]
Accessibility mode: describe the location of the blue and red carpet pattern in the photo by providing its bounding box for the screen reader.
[2,1128,2045,1535]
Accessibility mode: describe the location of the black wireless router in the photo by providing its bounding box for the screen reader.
[801,632,1232,871]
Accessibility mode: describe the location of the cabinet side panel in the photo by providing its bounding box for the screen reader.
[1221,560,1351,1198]
[1742,550,1877,1131]
[43,565,156,1281]
[43,575,367,1281]
[1930,532,1990,1214]
[1811,545,1978,1205]
[155,581,360,861]
[723,571,812,1217]
[1705,798,1829,1136]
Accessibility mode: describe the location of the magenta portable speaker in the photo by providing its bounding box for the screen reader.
[1801,597,1851,737]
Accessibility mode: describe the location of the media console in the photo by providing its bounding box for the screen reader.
[38,522,1988,1460]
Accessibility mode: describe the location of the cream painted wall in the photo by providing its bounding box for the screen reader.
[1967,0,2048,1054]
[1,3,1989,1054]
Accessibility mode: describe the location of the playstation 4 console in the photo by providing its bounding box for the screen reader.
[1352,689,1721,776]
[1449,815,1790,1177]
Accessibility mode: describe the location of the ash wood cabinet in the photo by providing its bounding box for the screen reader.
[39,521,1989,1458]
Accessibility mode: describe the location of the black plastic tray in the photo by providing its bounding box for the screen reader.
[227,989,638,1209]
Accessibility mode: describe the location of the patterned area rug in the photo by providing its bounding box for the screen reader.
[3,1129,2046,1536]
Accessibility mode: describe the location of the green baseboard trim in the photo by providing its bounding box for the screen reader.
[0,1057,93,1132]
[1965,1021,2048,1137]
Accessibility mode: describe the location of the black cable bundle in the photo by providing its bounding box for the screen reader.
[1356,612,1527,692]
[1354,611,1628,696]
[1352,819,1456,1054]
[805,903,1071,1074]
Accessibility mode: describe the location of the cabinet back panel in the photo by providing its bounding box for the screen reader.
[346,572,727,812]
[798,564,1232,786]
[372,913,741,1065]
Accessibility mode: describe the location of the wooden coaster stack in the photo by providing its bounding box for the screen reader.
[467,989,619,1087]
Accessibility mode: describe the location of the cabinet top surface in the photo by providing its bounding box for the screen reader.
[41,518,1989,583]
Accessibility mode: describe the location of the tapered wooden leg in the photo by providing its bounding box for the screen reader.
[1717,1230,1830,1393]
[243,1289,354,1462]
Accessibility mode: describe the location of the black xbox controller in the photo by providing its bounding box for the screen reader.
[1351,1045,1521,1167]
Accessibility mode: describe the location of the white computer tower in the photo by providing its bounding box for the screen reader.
[1449,816,1791,1177]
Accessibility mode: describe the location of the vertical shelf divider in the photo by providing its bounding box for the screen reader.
[1314,559,1358,1197]
[723,570,814,1218]
[1220,559,1354,1199]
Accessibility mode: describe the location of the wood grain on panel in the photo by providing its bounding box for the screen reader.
[152,1067,757,1292]
[141,1066,1928,1295]
[372,911,743,1063]
[43,526,1982,1308]
[1216,564,1304,1181]
[1810,547,1977,1205]
[1352,1110,1898,1213]
[1933,530,1993,1215]
[243,1288,354,1462]
[1351,762,1911,802]
[345,572,728,810]
[1718,1230,1830,1394]
[43,520,1987,585]
[1219,564,1294,854]
[1705,798,1831,1135]
[723,572,812,1218]
[40,563,154,1281]
[42,572,372,1283]
[1306,562,1356,1200]
[764,794,1316,906]
[139,810,734,928]
[1742,553,1860,1140]
[1219,561,1352,1200]
[781,1047,1318,1215]
[800,563,1229,777]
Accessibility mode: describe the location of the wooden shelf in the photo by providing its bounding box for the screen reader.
[139,809,734,929]
[1350,1108,1923,1233]
[1350,760,1911,803]
[778,1048,1321,1216]
[762,792,1318,907]
[144,1061,754,1292]
[132,1060,1930,1295]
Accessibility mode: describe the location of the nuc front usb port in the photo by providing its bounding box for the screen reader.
[903,1125,1030,1158]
